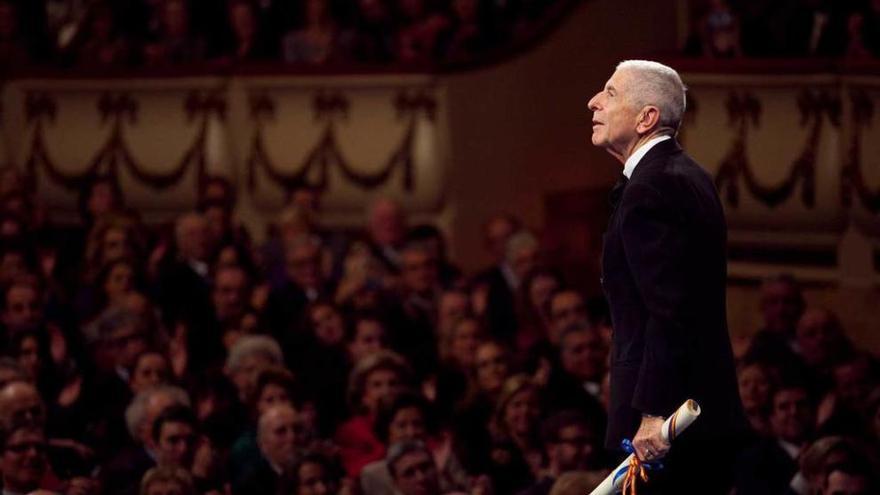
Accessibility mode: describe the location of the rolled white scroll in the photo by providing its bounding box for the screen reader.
[588,399,702,495]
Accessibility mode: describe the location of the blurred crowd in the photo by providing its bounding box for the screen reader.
[0,0,560,70]
[684,0,880,59]
[0,168,876,495]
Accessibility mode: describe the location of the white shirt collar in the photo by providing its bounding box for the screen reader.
[778,439,801,460]
[500,263,518,290]
[623,135,671,179]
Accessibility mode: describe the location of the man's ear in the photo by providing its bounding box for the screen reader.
[636,106,661,135]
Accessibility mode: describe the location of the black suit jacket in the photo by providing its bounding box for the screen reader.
[601,139,746,451]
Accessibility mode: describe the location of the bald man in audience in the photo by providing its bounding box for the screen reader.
[0,381,45,428]
[0,358,27,390]
[236,404,303,495]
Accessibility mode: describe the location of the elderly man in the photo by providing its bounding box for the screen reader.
[483,229,539,340]
[0,381,45,428]
[224,334,284,403]
[156,212,225,369]
[236,404,303,495]
[103,385,191,495]
[263,235,330,344]
[588,60,746,493]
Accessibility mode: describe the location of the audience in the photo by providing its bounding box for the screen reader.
[684,0,880,59]
[0,161,873,495]
[0,0,878,73]
[735,380,816,495]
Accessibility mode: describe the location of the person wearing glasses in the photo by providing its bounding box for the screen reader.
[519,410,603,495]
[0,424,48,495]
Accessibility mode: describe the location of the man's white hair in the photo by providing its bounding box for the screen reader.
[225,335,283,372]
[505,230,538,264]
[616,60,687,133]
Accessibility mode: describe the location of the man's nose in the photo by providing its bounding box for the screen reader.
[588,94,600,111]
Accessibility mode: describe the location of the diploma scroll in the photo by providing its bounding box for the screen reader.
[588,399,702,495]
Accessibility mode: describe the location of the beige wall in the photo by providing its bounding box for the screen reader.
[444,0,679,272]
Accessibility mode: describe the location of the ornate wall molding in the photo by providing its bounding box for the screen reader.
[714,89,839,208]
[245,87,436,195]
[841,88,879,213]
[24,89,225,192]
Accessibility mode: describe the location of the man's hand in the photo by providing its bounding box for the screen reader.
[632,415,670,462]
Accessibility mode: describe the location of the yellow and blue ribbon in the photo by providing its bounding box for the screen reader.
[611,439,664,495]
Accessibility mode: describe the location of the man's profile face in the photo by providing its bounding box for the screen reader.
[588,69,640,155]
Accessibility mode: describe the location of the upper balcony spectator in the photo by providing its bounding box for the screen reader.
[682,0,880,60]
[143,0,207,66]
[785,0,848,57]
[0,1,32,68]
[67,2,134,68]
[45,0,88,56]
[683,0,742,58]
[845,7,879,59]
[395,0,451,63]
[282,0,352,65]
[218,0,277,63]
[349,0,397,63]
[442,0,495,61]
